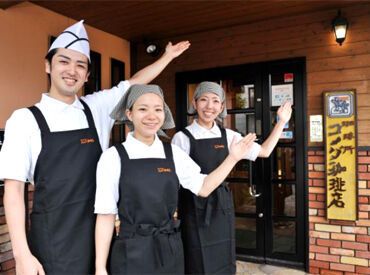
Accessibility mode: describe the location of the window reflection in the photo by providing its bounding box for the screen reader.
[273,221,296,254]
[235,217,256,250]
[273,184,296,217]
[224,114,255,136]
[226,82,255,109]
[186,83,199,125]
[229,160,249,179]
[272,147,296,180]
[229,182,255,214]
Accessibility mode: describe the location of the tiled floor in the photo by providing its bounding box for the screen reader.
[236,261,308,275]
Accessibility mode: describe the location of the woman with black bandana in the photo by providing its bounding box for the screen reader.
[94,84,257,274]
[172,81,292,274]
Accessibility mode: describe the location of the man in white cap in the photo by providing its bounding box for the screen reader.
[1,20,190,274]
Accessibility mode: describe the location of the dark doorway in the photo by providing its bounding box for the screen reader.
[110,58,126,145]
[175,57,307,271]
[84,51,101,96]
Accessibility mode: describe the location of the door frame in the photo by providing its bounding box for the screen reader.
[175,57,308,271]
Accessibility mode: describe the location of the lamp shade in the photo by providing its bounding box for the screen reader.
[332,10,349,46]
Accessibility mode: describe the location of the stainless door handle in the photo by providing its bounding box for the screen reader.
[249,160,261,198]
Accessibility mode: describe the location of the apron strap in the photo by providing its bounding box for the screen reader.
[79,99,97,129]
[218,126,229,152]
[182,128,196,156]
[114,143,130,161]
[220,127,227,142]
[162,142,173,161]
[28,100,97,133]
[28,106,51,134]
[114,144,135,225]
[182,128,195,142]
[204,198,213,226]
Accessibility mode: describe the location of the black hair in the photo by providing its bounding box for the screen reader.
[45,48,91,72]
[45,48,57,66]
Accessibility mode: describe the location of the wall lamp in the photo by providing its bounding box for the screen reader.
[332,9,349,46]
[145,42,160,57]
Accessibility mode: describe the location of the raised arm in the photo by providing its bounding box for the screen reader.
[129,41,190,85]
[258,101,292,158]
[4,180,45,275]
[198,133,256,197]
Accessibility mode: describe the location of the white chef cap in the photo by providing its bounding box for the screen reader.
[48,20,90,62]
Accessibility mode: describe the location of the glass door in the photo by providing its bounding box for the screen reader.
[175,58,306,270]
[262,61,306,268]
[222,75,266,260]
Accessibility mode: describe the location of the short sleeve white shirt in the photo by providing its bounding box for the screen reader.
[0,81,130,184]
[172,120,261,161]
[94,132,206,214]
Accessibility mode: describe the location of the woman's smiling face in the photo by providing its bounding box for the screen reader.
[126,93,165,143]
[193,92,224,128]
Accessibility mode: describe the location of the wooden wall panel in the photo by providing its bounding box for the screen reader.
[32,1,356,41]
[135,3,370,147]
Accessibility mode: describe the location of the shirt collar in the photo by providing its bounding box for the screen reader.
[39,93,84,112]
[193,119,220,135]
[126,132,162,149]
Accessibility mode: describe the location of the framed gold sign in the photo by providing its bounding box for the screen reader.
[323,89,357,221]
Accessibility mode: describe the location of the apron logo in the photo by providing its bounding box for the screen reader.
[157,168,172,173]
[80,138,95,144]
[214,145,225,149]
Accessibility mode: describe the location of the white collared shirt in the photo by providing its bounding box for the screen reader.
[94,132,206,214]
[172,120,261,161]
[0,81,130,184]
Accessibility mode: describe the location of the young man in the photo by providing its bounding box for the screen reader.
[0,20,189,275]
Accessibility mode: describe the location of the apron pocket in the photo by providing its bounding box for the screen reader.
[49,201,95,271]
[198,208,234,273]
[124,234,184,274]
[125,236,157,273]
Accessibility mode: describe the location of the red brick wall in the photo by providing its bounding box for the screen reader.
[309,149,370,275]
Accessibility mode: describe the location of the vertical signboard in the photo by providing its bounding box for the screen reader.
[324,90,357,221]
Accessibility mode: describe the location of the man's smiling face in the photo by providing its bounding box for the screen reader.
[46,48,90,99]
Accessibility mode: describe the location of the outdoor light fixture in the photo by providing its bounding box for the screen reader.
[145,42,160,56]
[332,9,349,46]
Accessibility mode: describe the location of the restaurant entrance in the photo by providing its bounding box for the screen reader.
[175,57,307,270]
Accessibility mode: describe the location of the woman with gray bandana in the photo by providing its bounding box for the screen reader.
[172,81,292,274]
[93,84,257,274]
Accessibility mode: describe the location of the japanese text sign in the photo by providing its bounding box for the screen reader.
[324,90,357,221]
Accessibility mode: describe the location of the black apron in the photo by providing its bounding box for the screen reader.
[109,142,184,274]
[179,128,236,275]
[27,100,102,274]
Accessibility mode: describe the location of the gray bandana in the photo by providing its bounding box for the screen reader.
[110,84,175,137]
[188,81,227,122]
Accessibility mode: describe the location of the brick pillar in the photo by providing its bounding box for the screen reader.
[308,150,370,275]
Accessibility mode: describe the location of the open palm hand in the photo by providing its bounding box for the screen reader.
[277,101,292,123]
[165,41,191,58]
[229,133,257,162]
